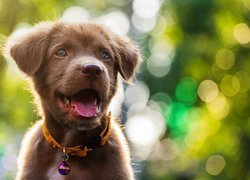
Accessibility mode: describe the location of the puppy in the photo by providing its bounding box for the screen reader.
[6,21,141,180]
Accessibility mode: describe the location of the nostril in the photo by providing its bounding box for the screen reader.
[82,64,102,76]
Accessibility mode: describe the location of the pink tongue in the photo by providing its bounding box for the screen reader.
[71,97,98,118]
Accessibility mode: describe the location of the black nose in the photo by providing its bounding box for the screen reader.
[81,64,102,76]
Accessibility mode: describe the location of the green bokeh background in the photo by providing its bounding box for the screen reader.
[0,0,250,179]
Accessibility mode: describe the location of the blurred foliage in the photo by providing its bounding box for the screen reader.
[0,0,250,179]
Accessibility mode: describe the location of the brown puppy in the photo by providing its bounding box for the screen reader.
[6,21,141,180]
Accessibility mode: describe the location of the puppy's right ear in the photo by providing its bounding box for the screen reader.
[5,22,53,76]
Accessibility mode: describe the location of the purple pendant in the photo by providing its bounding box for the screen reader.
[58,161,70,175]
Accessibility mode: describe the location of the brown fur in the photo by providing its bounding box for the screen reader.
[6,21,141,180]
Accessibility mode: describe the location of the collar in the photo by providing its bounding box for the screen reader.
[42,112,112,158]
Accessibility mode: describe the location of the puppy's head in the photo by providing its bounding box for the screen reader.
[6,21,141,130]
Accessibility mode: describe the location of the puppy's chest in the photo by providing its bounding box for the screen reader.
[46,155,108,180]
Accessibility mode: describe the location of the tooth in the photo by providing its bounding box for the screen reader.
[64,96,70,105]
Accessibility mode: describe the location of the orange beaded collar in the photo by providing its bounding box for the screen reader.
[41,112,112,175]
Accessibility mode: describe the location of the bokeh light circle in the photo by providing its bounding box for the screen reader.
[206,93,230,120]
[61,6,90,23]
[132,0,162,19]
[96,11,130,35]
[198,80,219,102]
[215,48,235,70]
[147,39,175,77]
[175,77,198,105]
[147,55,171,77]
[234,23,250,44]
[125,81,149,106]
[220,75,240,97]
[126,111,166,146]
[132,13,157,33]
[206,155,226,176]
[236,71,250,92]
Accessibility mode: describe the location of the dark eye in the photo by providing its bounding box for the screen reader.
[100,50,110,60]
[55,48,67,57]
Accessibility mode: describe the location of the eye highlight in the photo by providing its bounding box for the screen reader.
[100,50,111,60]
[55,48,67,57]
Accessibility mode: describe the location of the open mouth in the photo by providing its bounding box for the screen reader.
[58,89,101,118]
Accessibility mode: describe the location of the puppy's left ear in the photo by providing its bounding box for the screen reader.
[114,37,141,82]
[5,22,53,76]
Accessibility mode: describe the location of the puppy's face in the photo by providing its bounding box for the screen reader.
[7,22,140,130]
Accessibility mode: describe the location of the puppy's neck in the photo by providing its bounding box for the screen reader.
[44,113,107,148]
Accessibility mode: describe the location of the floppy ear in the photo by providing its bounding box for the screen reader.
[114,37,141,82]
[5,22,52,76]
